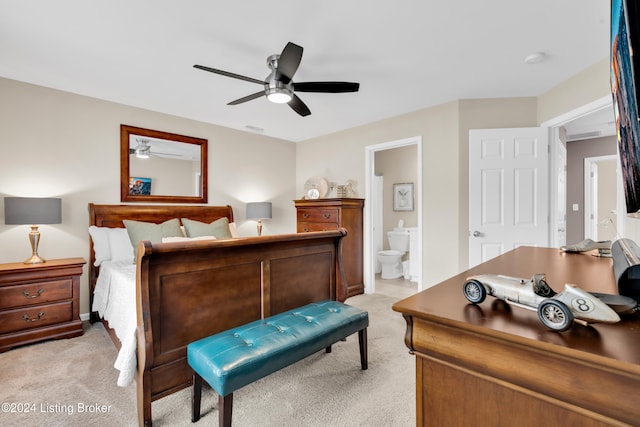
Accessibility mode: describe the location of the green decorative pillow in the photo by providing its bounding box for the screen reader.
[182,217,232,239]
[123,218,183,258]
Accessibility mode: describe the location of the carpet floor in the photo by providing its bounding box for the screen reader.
[0,293,415,426]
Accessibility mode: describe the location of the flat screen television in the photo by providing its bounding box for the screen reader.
[611,0,640,214]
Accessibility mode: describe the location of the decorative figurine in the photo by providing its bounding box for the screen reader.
[463,273,623,331]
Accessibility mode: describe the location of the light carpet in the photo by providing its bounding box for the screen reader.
[0,293,414,426]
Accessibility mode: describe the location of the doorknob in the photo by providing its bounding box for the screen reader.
[472,230,482,237]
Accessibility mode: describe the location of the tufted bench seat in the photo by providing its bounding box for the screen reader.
[187,300,369,427]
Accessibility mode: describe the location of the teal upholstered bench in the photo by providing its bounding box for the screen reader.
[187,300,369,427]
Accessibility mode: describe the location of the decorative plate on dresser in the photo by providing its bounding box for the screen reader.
[304,176,329,199]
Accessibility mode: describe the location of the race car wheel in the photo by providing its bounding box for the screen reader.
[537,299,573,331]
[463,280,486,304]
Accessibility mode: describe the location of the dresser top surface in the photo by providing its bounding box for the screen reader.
[0,258,86,273]
[393,247,640,367]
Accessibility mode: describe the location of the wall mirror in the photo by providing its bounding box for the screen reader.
[120,124,208,203]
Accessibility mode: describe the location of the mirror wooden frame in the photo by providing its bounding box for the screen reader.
[120,124,208,203]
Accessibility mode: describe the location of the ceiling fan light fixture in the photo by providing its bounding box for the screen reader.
[135,141,151,159]
[266,87,292,104]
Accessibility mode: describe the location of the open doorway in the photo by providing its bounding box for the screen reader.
[542,95,622,246]
[585,155,619,241]
[364,136,423,295]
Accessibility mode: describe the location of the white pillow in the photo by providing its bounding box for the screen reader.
[108,228,135,263]
[161,236,216,243]
[88,226,135,266]
[228,222,240,238]
[88,226,110,267]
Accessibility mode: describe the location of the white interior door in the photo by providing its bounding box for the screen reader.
[469,127,549,267]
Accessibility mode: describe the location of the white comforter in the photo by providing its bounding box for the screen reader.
[92,261,137,387]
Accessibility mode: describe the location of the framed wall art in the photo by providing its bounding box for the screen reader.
[393,183,414,211]
[129,177,152,195]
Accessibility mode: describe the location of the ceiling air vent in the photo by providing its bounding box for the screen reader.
[566,130,602,141]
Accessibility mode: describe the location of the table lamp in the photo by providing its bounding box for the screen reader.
[246,202,272,236]
[4,197,62,264]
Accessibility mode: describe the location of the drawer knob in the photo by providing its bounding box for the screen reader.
[23,312,45,322]
[23,289,44,299]
[303,228,310,232]
[303,213,310,219]
[322,213,331,219]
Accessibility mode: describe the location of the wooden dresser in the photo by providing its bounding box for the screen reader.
[393,247,640,426]
[295,198,364,298]
[0,257,85,352]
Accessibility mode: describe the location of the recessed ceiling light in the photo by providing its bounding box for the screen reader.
[524,52,546,64]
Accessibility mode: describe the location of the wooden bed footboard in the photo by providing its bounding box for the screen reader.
[87,204,347,427]
[135,230,347,426]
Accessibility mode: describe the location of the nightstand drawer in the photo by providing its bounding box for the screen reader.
[0,301,73,334]
[297,208,339,223]
[0,279,73,309]
[297,222,340,233]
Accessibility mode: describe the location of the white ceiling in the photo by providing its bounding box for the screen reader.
[0,1,611,142]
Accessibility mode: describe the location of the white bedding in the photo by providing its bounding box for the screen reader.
[92,261,138,387]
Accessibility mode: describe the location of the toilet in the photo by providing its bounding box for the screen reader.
[377,229,410,279]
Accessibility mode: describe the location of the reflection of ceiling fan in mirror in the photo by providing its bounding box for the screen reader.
[130,138,184,159]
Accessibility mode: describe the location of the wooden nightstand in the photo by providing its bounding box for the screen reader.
[0,257,86,352]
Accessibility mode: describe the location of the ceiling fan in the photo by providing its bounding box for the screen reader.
[130,138,182,159]
[194,42,360,117]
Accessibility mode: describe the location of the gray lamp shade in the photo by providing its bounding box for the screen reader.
[4,197,62,225]
[246,202,272,220]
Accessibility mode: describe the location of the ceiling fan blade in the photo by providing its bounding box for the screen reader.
[288,94,311,117]
[193,65,265,85]
[293,81,360,93]
[277,42,303,84]
[228,91,265,105]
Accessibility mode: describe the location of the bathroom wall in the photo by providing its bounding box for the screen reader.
[375,145,418,249]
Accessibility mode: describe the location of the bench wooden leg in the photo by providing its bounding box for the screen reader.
[192,373,203,422]
[359,328,368,370]
[219,393,233,427]
[325,345,332,353]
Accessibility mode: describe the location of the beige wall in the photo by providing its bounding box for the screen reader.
[538,58,611,123]
[297,101,462,287]
[0,77,297,316]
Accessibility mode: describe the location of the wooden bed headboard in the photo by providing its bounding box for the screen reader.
[87,203,234,316]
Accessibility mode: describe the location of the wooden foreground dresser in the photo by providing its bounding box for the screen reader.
[393,247,640,427]
[0,258,85,352]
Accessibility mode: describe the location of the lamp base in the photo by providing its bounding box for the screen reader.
[25,225,46,264]
[24,254,46,264]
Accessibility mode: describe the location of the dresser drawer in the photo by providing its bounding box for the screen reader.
[297,208,339,223]
[0,301,73,334]
[297,222,340,233]
[0,279,73,309]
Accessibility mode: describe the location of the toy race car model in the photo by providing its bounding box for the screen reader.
[463,273,621,331]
